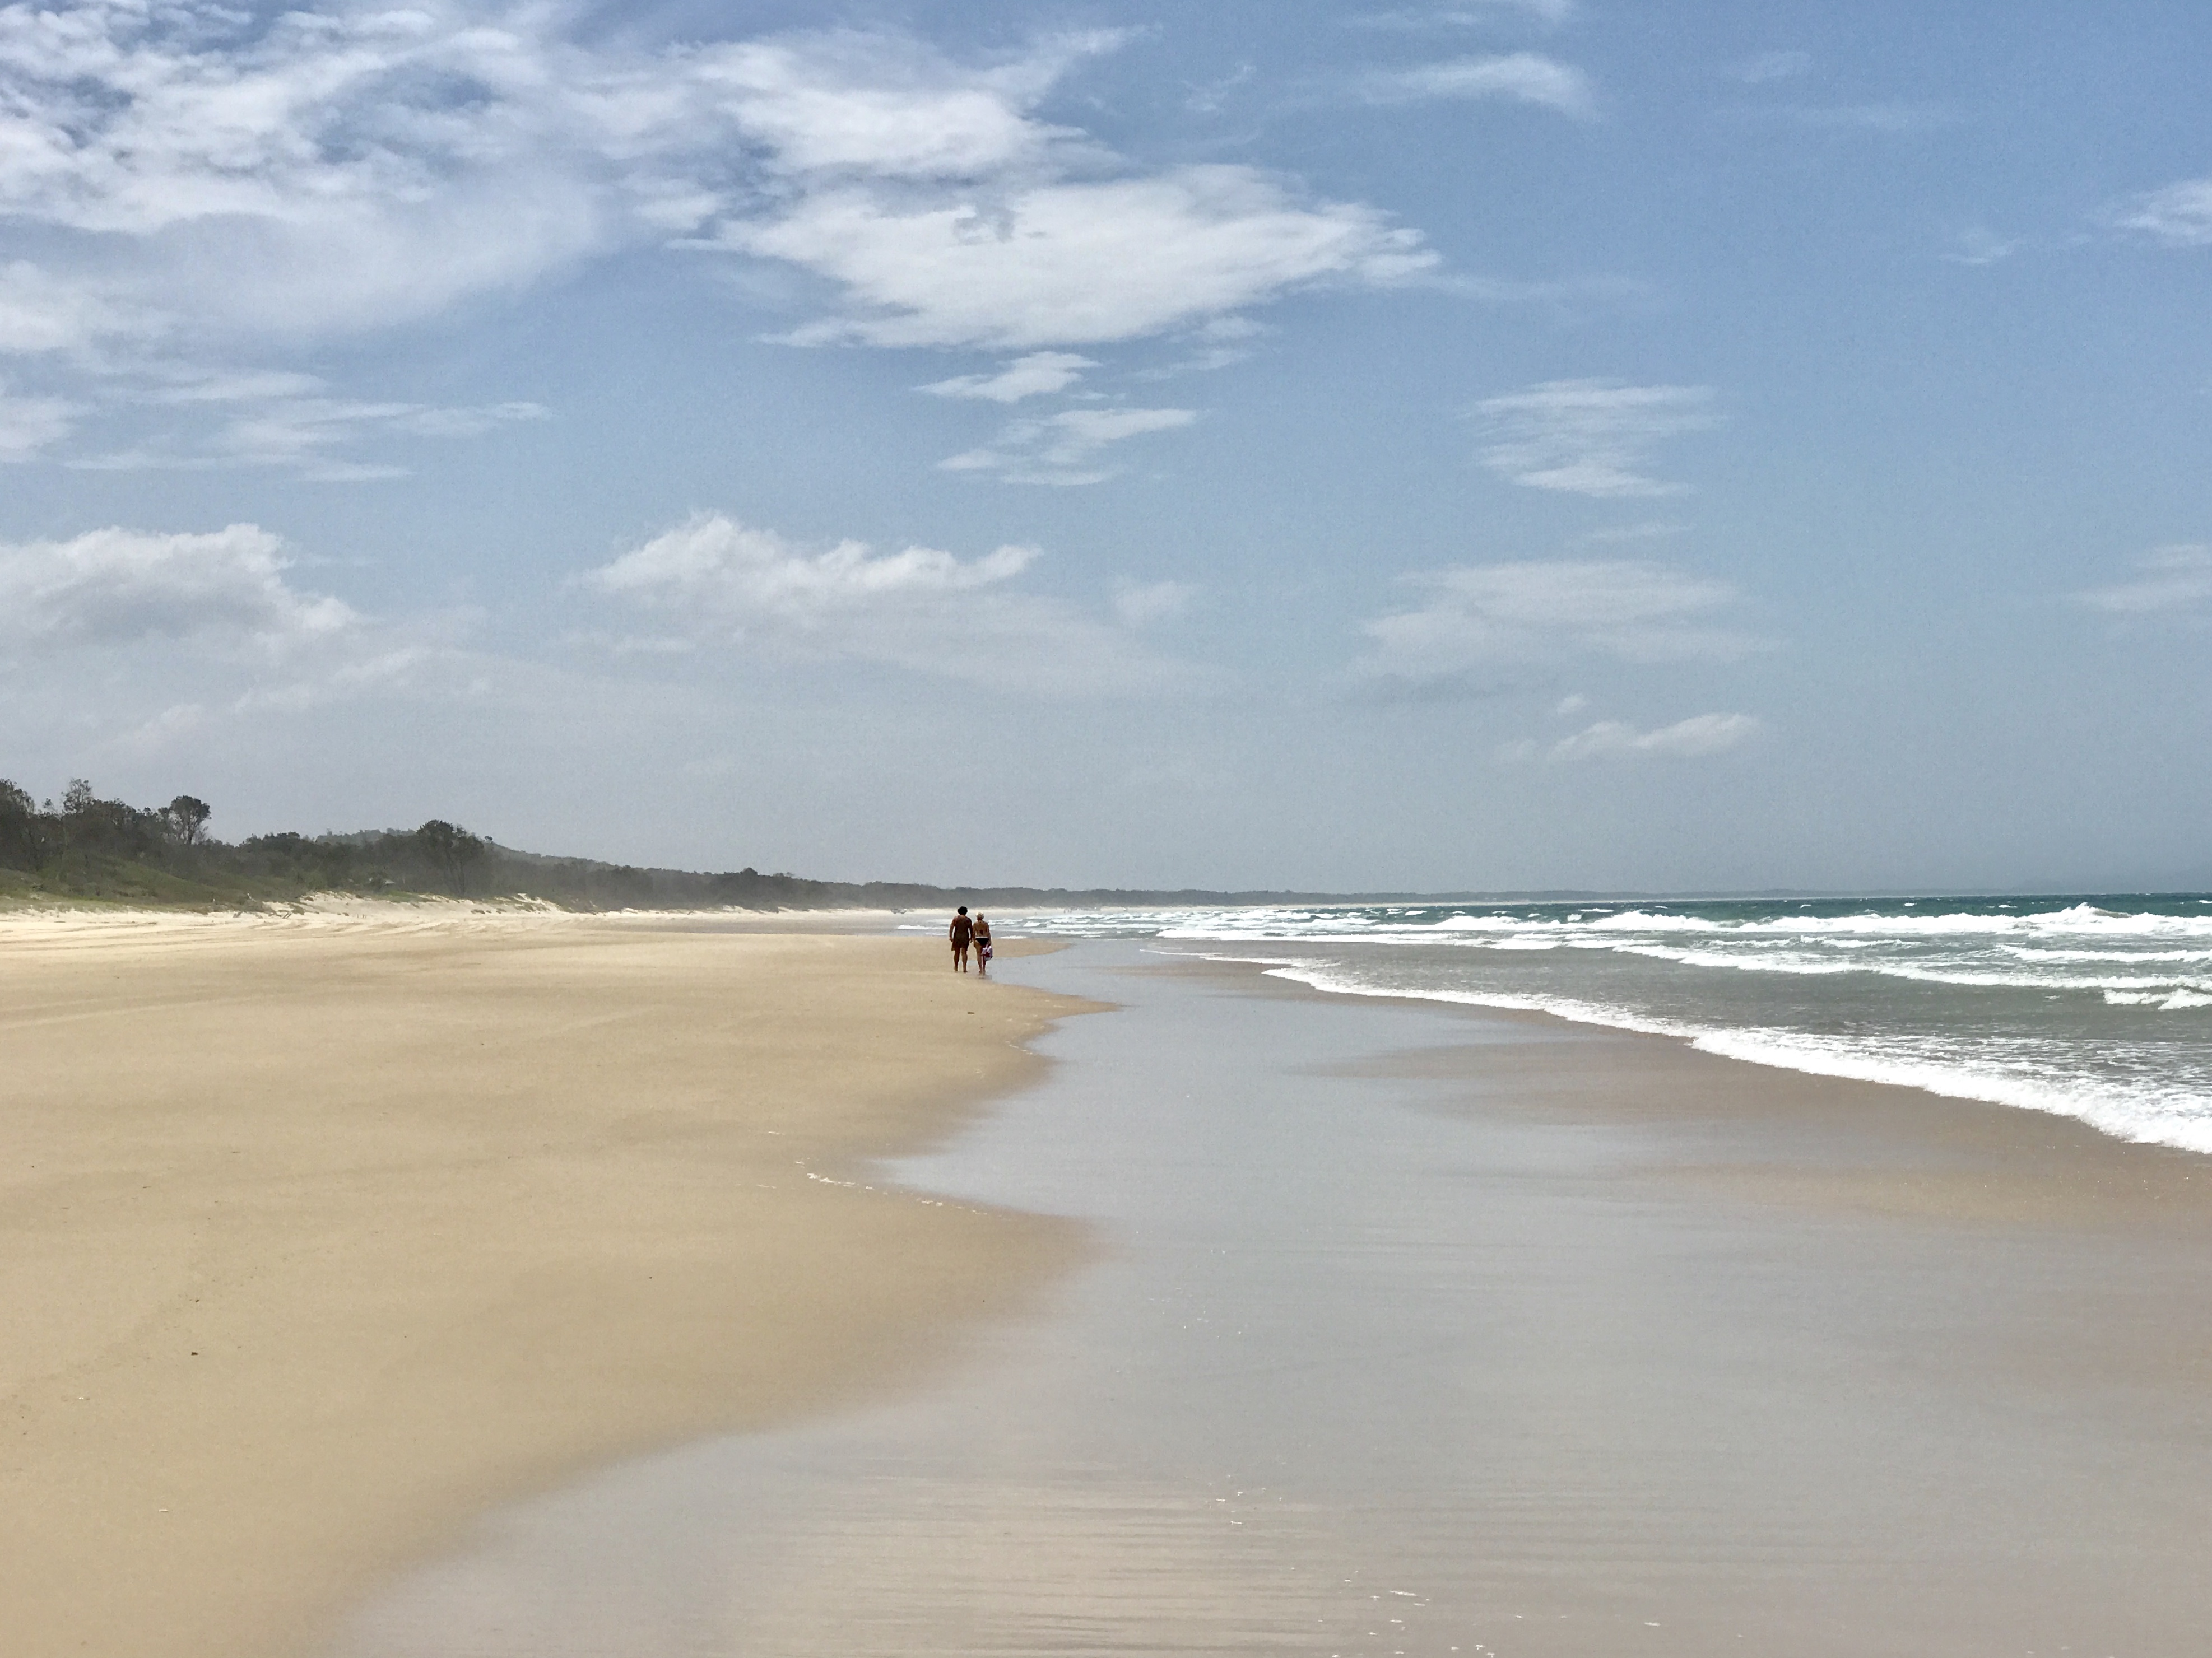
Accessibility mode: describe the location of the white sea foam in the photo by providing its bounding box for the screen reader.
[1123,905,2212,1005]
[1248,958,2212,1157]
[1026,897,2212,1158]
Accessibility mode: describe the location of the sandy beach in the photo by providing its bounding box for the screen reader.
[0,909,1091,1658]
[12,915,2212,1657]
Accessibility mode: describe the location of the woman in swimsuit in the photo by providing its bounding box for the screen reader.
[972,912,993,976]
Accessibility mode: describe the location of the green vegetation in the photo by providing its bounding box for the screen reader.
[0,776,1399,913]
[0,778,875,911]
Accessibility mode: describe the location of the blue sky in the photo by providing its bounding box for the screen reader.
[2,0,2208,892]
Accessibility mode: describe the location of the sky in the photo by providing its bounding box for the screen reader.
[1,0,2209,893]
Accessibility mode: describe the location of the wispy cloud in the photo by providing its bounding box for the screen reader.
[64,375,549,480]
[1359,54,1595,118]
[941,407,1198,486]
[1723,50,1811,84]
[1113,579,1196,626]
[1347,2,1578,29]
[1360,558,1762,686]
[921,352,1097,403]
[574,512,1196,693]
[1523,711,1762,762]
[0,386,78,460]
[1475,379,1718,497]
[0,524,356,651]
[2074,546,2212,616]
[1943,226,2025,267]
[0,261,132,353]
[2115,180,2212,247]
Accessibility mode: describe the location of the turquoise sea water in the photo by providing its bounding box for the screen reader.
[1007,895,2212,1154]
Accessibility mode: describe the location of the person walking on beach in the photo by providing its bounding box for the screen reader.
[949,905,973,972]
[972,911,993,976]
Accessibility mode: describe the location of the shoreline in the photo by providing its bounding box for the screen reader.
[0,913,1099,1658]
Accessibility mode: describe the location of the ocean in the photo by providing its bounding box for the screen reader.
[1006,895,2212,1155]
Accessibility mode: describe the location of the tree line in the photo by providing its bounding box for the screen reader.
[1,775,1444,912]
[0,777,903,909]
[0,779,506,902]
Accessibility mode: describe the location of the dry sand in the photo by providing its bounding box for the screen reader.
[0,909,1093,1658]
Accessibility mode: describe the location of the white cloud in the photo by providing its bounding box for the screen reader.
[1544,712,1761,761]
[1362,559,1759,677]
[0,12,1435,468]
[0,3,619,341]
[0,524,356,650]
[574,513,1191,694]
[738,167,1433,350]
[0,260,131,352]
[922,351,1096,403]
[2074,546,2212,616]
[0,15,1418,345]
[2116,180,2212,248]
[1944,226,2024,267]
[1475,379,1718,497]
[581,514,1037,621]
[1360,54,1595,118]
[0,387,77,459]
[689,30,1116,181]
[678,31,1437,348]
[942,406,1197,486]
[1114,580,1196,626]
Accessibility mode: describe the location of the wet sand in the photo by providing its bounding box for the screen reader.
[334,941,2212,1658]
[0,912,1091,1658]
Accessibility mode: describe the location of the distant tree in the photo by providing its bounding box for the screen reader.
[58,778,163,858]
[415,819,489,896]
[166,795,211,846]
[0,778,40,870]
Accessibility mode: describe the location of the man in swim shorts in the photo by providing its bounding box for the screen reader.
[949,905,973,971]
